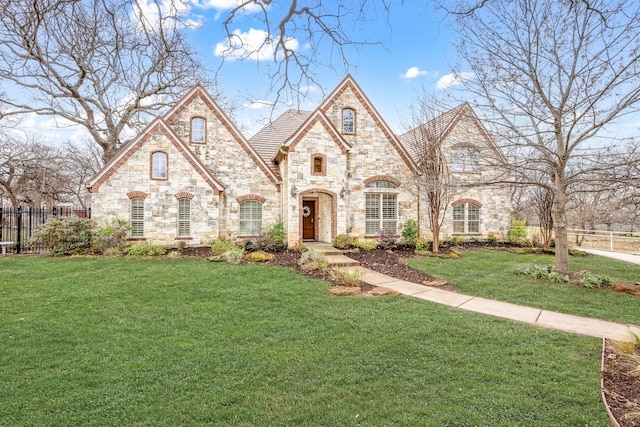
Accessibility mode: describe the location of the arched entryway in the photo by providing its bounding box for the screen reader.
[298,189,337,244]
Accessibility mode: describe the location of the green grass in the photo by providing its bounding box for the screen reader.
[409,249,640,325]
[1,256,610,426]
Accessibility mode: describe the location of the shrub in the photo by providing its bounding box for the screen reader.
[246,251,273,262]
[333,233,355,249]
[580,271,613,289]
[354,240,377,251]
[167,250,181,258]
[221,248,244,263]
[415,238,429,252]
[30,216,96,255]
[94,215,129,253]
[377,229,398,250]
[330,268,363,287]
[515,264,552,279]
[508,218,528,244]
[450,236,461,246]
[401,219,419,247]
[248,220,286,253]
[487,233,497,244]
[299,249,328,271]
[211,237,238,255]
[125,244,166,256]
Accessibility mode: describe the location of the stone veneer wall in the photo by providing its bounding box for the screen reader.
[164,93,281,240]
[90,129,220,245]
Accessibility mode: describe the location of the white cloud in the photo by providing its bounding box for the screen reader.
[197,0,263,12]
[133,0,198,31]
[402,67,427,79]
[215,28,299,61]
[436,72,474,89]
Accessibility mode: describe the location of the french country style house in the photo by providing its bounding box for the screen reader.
[87,76,511,247]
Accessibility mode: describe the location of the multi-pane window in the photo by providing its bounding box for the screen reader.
[313,157,323,173]
[151,152,167,179]
[453,203,480,234]
[452,147,479,172]
[343,108,355,134]
[177,199,191,237]
[239,201,262,235]
[130,198,144,237]
[191,117,206,143]
[365,193,397,235]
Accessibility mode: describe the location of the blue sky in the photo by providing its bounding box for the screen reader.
[186,1,464,135]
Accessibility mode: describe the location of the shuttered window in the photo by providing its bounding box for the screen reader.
[366,193,397,235]
[177,199,191,237]
[452,202,481,234]
[239,201,262,235]
[130,198,144,237]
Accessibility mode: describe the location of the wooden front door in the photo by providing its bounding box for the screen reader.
[302,200,316,240]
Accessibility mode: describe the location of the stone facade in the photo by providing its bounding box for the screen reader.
[87,76,512,248]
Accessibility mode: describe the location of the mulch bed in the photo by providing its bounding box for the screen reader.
[602,340,640,427]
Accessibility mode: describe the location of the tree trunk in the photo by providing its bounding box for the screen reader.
[431,223,440,253]
[553,179,570,275]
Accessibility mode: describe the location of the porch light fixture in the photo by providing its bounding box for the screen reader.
[291,185,298,198]
[340,187,346,198]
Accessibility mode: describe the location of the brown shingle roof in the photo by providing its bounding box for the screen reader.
[397,103,468,163]
[248,109,313,177]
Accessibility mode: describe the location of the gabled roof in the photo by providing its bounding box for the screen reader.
[163,84,281,188]
[397,102,496,164]
[320,75,418,172]
[247,109,312,176]
[86,118,225,194]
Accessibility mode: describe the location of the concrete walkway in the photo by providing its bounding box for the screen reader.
[582,248,640,265]
[304,242,640,342]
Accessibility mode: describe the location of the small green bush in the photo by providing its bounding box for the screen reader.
[94,215,129,253]
[247,251,272,262]
[330,269,363,287]
[29,216,96,255]
[508,218,528,244]
[580,271,613,289]
[211,236,238,255]
[377,229,398,250]
[415,238,429,252]
[487,233,497,244]
[401,219,419,247]
[450,236,460,246]
[299,249,328,271]
[125,244,166,256]
[333,234,355,249]
[354,240,377,251]
[222,248,244,262]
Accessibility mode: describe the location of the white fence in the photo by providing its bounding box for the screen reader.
[567,229,640,253]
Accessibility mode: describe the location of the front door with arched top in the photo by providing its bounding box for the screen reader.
[302,200,316,240]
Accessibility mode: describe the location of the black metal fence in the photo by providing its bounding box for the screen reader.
[0,206,91,254]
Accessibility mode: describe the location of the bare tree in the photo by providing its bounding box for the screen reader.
[59,139,104,209]
[453,0,640,274]
[0,0,205,163]
[530,186,554,249]
[399,96,455,253]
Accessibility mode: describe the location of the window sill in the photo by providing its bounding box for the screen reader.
[175,237,193,240]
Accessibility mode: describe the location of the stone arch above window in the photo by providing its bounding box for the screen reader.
[191,117,206,143]
[311,153,327,176]
[127,191,148,199]
[151,151,168,180]
[364,175,400,188]
[451,198,482,208]
[174,192,195,200]
[342,108,355,134]
[236,194,267,204]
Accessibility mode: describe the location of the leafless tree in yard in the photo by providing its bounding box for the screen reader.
[59,138,104,209]
[399,95,456,253]
[0,0,206,163]
[453,0,640,274]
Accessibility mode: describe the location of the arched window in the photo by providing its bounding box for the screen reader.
[453,201,481,234]
[130,198,145,237]
[177,198,191,237]
[342,108,355,134]
[151,151,167,179]
[191,117,206,143]
[452,146,479,172]
[239,200,263,236]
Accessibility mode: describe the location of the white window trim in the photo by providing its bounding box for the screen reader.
[130,198,144,238]
[177,199,191,237]
[452,203,481,234]
[239,200,263,236]
[365,193,397,236]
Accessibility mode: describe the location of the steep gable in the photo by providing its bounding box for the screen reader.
[87,118,225,194]
[163,84,281,188]
[319,75,417,172]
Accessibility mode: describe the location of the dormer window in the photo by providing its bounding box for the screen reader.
[311,153,326,176]
[191,117,206,143]
[342,108,355,134]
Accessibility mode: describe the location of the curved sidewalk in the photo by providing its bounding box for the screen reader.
[350,265,640,342]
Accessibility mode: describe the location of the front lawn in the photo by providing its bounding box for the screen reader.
[0,256,610,426]
[409,249,640,325]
